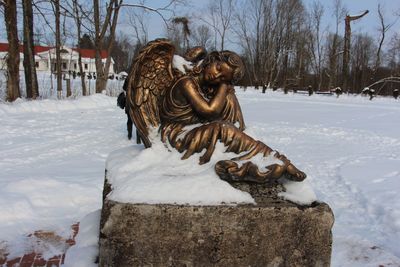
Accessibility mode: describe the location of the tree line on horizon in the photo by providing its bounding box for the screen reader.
[167,0,400,96]
[1,0,399,102]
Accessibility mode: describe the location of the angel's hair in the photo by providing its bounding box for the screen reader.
[201,51,245,84]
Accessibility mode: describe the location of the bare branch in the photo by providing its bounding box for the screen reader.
[120,2,175,28]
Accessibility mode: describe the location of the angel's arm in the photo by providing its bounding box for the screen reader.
[180,78,230,118]
[221,91,245,130]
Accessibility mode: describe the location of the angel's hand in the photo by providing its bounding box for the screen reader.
[227,84,235,94]
[218,83,235,94]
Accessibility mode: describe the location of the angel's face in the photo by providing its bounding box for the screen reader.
[203,61,234,85]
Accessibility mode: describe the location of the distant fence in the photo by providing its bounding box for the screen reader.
[0,71,125,101]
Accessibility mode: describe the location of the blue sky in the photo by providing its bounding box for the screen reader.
[142,0,399,46]
[310,0,399,36]
[0,0,398,48]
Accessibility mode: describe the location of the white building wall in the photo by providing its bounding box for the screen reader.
[0,48,115,74]
[1,46,116,76]
[0,52,25,71]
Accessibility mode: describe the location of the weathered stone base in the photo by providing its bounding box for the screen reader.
[99,178,334,267]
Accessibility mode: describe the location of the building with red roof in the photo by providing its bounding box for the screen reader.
[0,43,114,75]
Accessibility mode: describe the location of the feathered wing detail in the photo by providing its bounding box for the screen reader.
[126,39,175,148]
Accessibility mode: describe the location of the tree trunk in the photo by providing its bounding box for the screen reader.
[373,5,390,81]
[342,16,351,92]
[342,11,368,92]
[72,0,87,96]
[78,54,87,95]
[22,0,39,99]
[94,0,104,93]
[66,78,71,97]
[94,56,107,93]
[282,53,288,88]
[327,34,338,89]
[4,0,21,102]
[93,0,122,93]
[54,0,62,98]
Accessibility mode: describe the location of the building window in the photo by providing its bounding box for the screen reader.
[74,63,77,69]
[62,62,67,69]
[85,64,88,70]
[35,62,39,68]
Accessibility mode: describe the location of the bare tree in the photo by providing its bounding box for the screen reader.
[232,0,307,88]
[32,0,74,98]
[50,0,63,98]
[93,0,123,93]
[172,16,190,51]
[109,33,134,72]
[351,33,375,93]
[190,24,212,50]
[387,33,400,76]
[342,10,369,92]
[278,0,305,88]
[233,0,265,86]
[203,0,235,50]
[374,4,395,74]
[307,1,325,91]
[72,0,88,96]
[31,2,57,46]
[126,1,179,52]
[2,0,21,101]
[22,0,39,99]
[126,4,149,47]
[166,20,185,53]
[326,0,346,89]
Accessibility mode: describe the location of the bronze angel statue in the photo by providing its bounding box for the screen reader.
[125,39,306,183]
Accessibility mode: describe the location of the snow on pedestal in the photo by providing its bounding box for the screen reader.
[104,139,317,206]
[99,144,333,266]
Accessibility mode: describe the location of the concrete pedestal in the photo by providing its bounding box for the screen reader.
[99,177,334,267]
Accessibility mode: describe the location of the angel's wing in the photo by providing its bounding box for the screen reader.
[126,39,175,148]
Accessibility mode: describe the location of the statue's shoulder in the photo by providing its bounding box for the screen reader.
[174,75,199,89]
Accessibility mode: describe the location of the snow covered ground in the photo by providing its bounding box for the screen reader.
[0,88,399,266]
